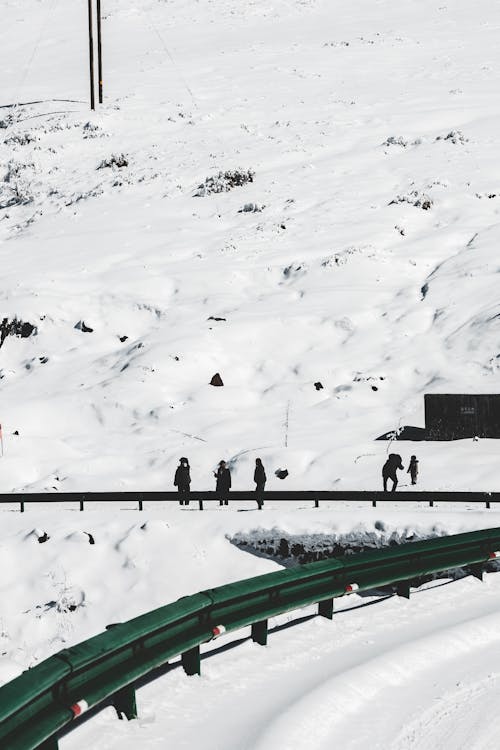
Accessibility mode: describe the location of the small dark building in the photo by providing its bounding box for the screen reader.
[425,394,500,440]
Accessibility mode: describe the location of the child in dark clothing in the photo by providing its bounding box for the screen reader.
[408,455,419,485]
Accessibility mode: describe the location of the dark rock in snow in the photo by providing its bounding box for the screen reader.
[74,320,94,333]
[207,316,226,322]
[0,318,38,348]
[210,373,224,387]
[275,468,289,480]
[314,382,324,391]
[119,335,128,343]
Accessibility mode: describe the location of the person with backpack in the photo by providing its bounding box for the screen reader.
[407,455,419,485]
[174,457,191,504]
[382,453,404,492]
[214,460,231,505]
[254,458,266,509]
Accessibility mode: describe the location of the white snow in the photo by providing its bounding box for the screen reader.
[2,0,500,491]
[2,0,500,746]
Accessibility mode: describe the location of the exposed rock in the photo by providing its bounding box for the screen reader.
[275,468,289,479]
[0,318,37,348]
[210,373,224,387]
[74,320,93,333]
[314,381,324,390]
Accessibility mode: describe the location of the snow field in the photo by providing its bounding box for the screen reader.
[3,0,500,746]
[2,0,500,491]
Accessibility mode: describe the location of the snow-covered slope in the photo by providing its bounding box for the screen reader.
[2,0,500,492]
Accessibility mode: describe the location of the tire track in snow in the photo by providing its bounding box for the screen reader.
[250,602,500,750]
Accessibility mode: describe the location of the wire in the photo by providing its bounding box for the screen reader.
[12,0,61,109]
[141,5,198,109]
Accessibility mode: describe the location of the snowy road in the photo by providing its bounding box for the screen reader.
[61,568,500,750]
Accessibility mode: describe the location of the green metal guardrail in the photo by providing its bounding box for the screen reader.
[1,527,500,749]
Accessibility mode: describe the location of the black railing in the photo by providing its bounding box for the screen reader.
[0,490,499,512]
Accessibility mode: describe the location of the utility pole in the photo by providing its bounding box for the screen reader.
[87,0,95,110]
[96,0,103,104]
[87,0,103,110]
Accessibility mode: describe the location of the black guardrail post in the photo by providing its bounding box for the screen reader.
[138,494,143,511]
[198,497,204,511]
[318,598,334,619]
[111,685,137,720]
[80,495,85,512]
[182,646,201,675]
[470,563,484,581]
[251,619,268,646]
[314,499,319,508]
[20,500,24,513]
[396,581,411,599]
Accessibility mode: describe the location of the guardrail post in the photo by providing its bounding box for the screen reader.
[198,498,204,510]
[79,497,84,512]
[318,597,334,619]
[470,563,484,581]
[20,500,25,513]
[182,645,201,675]
[486,500,491,509]
[314,499,319,508]
[251,619,268,646]
[138,494,143,511]
[396,581,410,599]
[37,736,59,749]
[429,500,434,507]
[112,685,137,720]
[372,499,377,507]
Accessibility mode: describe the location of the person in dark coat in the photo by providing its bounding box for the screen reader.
[382,453,404,492]
[214,460,231,505]
[254,458,266,509]
[174,457,191,505]
[407,455,419,485]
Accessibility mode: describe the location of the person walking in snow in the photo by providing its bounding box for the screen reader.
[382,453,404,492]
[214,460,231,505]
[407,455,419,485]
[254,458,266,509]
[174,457,191,505]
